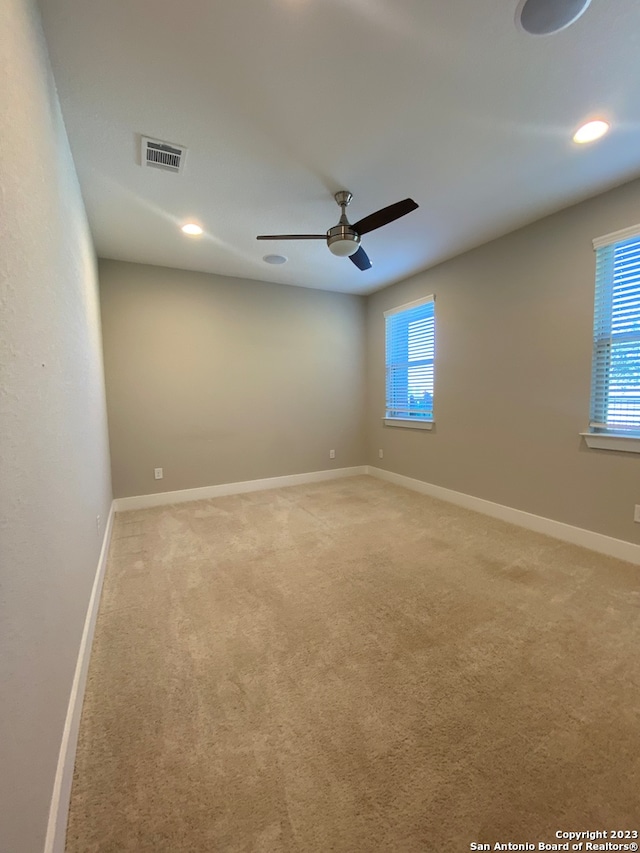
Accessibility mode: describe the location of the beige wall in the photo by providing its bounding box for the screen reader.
[99,260,366,498]
[366,178,640,544]
[0,1,112,850]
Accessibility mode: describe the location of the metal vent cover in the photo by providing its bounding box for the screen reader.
[141,136,187,173]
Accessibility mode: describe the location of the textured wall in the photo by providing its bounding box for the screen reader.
[366,177,640,544]
[0,1,113,851]
[99,260,366,498]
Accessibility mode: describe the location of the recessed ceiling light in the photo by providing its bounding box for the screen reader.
[181,223,203,236]
[263,254,288,265]
[516,0,591,35]
[572,120,610,144]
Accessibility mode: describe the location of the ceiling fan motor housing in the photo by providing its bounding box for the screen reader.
[327,224,360,256]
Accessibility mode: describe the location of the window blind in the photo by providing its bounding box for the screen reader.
[385,296,434,420]
[590,230,640,434]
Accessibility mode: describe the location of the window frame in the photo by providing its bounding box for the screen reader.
[582,223,640,454]
[383,295,435,430]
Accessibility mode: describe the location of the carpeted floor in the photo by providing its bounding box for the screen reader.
[66,476,640,852]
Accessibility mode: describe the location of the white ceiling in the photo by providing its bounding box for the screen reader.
[39,0,640,295]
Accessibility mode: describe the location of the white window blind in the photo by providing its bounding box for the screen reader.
[590,228,640,434]
[385,296,434,421]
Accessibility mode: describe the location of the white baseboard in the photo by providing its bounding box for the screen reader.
[44,500,116,853]
[114,466,368,512]
[367,466,640,565]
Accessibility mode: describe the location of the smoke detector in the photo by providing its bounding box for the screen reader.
[141,136,187,173]
[516,0,591,35]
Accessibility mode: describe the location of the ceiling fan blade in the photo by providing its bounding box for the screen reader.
[350,246,372,271]
[256,234,326,240]
[352,198,419,236]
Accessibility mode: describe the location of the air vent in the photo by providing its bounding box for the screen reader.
[141,136,187,173]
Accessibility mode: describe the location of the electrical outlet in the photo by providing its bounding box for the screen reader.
[634,505,640,523]
[329,449,336,459]
[154,467,163,480]
[378,449,384,459]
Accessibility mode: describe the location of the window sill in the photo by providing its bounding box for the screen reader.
[580,432,640,454]
[384,418,434,430]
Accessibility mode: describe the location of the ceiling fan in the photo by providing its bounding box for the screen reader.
[257,191,419,271]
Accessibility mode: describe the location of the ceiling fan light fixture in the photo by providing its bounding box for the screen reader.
[327,224,360,257]
[328,239,359,257]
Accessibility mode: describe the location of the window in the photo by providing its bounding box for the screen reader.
[384,296,435,429]
[585,225,640,452]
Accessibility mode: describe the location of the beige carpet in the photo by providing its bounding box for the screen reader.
[66,476,640,852]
